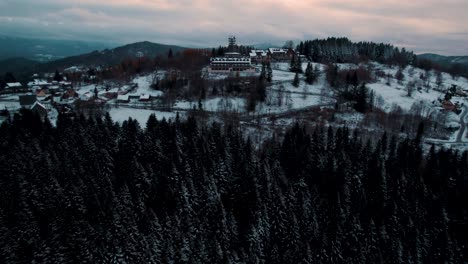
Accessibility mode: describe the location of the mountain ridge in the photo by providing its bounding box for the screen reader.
[418,53,468,66]
[0,41,188,78]
[0,35,116,62]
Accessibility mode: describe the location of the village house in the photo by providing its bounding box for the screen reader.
[30,102,48,120]
[249,50,268,64]
[18,94,48,119]
[59,81,73,89]
[5,82,23,90]
[27,79,50,89]
[117,94,130,103]
[268,48,289,61]
[441,100,457,111]
[36,88,48,98]
[80,92,94,101]
[208,37,256,73]
[139,94,151,102]
[61,89,79,101]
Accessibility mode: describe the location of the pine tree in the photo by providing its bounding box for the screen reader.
[293,73,300,87]
[267,62,273,83]
[355,83,368,113]
[305,63,316,84]
[54,70,62,82]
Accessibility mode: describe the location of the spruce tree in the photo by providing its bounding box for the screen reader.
[293,73,300,87]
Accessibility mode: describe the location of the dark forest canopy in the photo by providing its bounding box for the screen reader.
[0,110,467,263]
[297,37,416,66]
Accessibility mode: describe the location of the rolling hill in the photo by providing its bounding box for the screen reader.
[418,53,468,67]
[39,41,187,71]
[0,41,188,79]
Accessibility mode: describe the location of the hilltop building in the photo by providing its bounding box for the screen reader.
[208,36,255,73]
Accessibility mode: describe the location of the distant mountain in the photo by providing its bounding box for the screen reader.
[40,41,187,71]
[418,53,468,67]
[0,41,188,79]
[0,58,40,75]
[0,35,115,62]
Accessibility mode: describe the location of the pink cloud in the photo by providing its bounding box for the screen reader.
[1,0,467,54]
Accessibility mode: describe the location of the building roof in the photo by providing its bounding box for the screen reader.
[6,82,22,88]
[27,79,50,87]
[139,94,150,100]
[268,48,287,54]
[117,94,129,101]
[19,95,37,106]
[210,57,251,64]
[250,50,267,57]
[80,92,93,101]
[31,101,46,111]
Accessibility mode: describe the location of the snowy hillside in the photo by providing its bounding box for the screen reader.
[3,59,466,149]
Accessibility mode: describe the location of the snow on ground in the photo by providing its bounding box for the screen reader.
[0,94,23,100]
[271,76,327,95]
[109,107,180,125]
[175,97,247,112]
[76,73,165,98]
[334,112,365,128]
[271,63,290,71]
[445,112,460,129]
[128,75,164,97]
[366,63,468,112]
[257,93,329,114]
[272,70,297,81]
[0,101,20,111]
[48,108,59,126]
[368,82,443,112]
[75,84,96,94]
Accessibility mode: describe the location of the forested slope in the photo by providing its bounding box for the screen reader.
[0,111,466,263]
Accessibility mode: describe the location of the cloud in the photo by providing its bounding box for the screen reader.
[0,0,467,55]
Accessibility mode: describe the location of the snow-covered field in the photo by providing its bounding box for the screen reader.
[175,97,247,112]
[0,101,21,111]
[370,63,468,112]
[271,70,297,81]
[127,75,164,97]
[109,107,180,125]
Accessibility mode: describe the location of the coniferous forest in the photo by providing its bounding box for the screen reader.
[0,110,467,263]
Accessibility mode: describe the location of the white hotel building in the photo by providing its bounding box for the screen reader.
[208,52,256,73]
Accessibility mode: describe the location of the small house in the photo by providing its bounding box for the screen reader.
[36,89,48,98]
[80,92,94,101]
[139,94,150,102]
[27,79,50,89]
[31,102,48,120]
[62,89,78,100]
[117,94,130,103]
[268,48,289,61]
[442,100,456,111]
[6,82,23,90]
[249,50,268,64]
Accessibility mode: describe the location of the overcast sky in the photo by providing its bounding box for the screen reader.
[1,0,467,55]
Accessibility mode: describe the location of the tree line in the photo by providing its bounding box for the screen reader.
[297,37,416,66]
